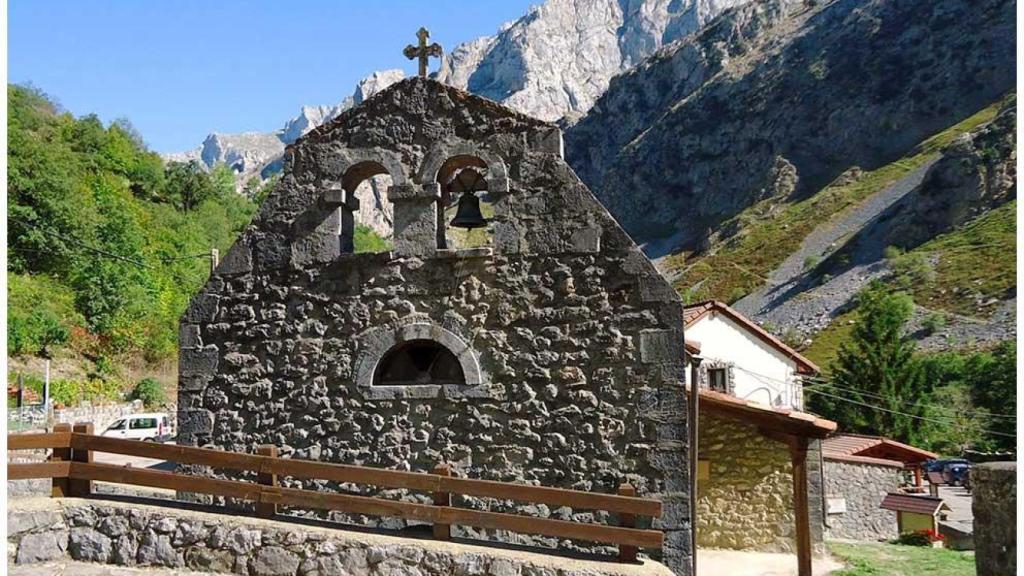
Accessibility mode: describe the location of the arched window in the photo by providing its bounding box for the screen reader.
[436,155,494,250]
[373,340,466,387]
[339,161,394,253]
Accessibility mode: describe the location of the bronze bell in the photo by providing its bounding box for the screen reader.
[449,191,488,229]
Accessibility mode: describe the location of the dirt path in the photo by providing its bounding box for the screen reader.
[697,549,843,575]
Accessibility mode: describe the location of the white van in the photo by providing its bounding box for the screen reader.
[102,413,174,442]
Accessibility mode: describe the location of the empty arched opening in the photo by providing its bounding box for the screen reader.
[436,155,494,250]
[372,339,466,387]
[340,161,394,253]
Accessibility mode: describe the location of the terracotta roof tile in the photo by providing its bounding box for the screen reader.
[693,386,837,438]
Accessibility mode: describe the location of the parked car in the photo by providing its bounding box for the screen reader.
[942,462,971,488]
[102,413,174,442]
[925,459,968,474]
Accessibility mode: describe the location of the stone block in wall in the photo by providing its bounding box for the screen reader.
[528,127,565,157]
[184,294,220,324]
[178,409,214,435]
[179,346,219,378]
[570,226,601,253]
[217,242,253,276]
[639,330,684,364]
[179,324,201,349]
[254,233,291,270]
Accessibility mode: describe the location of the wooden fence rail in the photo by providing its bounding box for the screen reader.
[8,424,664,561]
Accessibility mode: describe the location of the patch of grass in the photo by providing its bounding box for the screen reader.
[667,96,1009,304]
[801,309,857,369]
[353,223,392,253]
[906,200,1016,317]
[828,542,975,576]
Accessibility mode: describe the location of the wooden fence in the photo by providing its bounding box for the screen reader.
[8,423,663,562]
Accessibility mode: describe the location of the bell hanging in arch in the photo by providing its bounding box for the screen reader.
[449,191,488,229]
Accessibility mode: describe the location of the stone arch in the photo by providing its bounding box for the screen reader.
[325,148,409,253]
[353,321,489,400]
[417,142,508,194]
[418,142,510,250]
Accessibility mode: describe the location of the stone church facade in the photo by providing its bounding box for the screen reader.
[178,78,691,572]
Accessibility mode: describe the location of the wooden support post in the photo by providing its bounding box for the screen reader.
[432,463,452,540]
[618,483,638,563]
[790,437,812,576]
[914,465,923,488]
[50,423,72,498]
[69,422,94,497]
[256,445,278,518]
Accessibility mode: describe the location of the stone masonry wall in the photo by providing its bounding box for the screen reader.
[973,462,1016,576]
[8,497,673,576]
[696,414,794,552]
[822,458,899,541]
[178,78,690,573]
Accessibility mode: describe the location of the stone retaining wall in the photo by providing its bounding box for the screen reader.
[822,457,899,541]
[973,462,1016,576]
[8,497,672,576]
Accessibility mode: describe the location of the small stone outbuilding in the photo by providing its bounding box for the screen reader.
[821,453,901,541]
[177,78,691,572]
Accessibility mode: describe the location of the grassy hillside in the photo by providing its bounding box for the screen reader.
[666,97,1008,304]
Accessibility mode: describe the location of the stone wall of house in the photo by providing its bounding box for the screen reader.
[973,462,1016,576]
[696,414,795,552]
[8,497,673,576]
[177,78,690,573]
[822,458,900,541]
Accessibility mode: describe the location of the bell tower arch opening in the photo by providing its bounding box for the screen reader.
[436,155,494,250]
[339,161,394,253]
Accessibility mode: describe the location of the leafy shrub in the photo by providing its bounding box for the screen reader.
[130,377,165,408]
[803,255,821,271]
[922,312,948,335]
[48,378,123,408]
[354,224,392,253]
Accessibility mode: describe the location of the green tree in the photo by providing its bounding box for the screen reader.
[164,160,216,212]
[967,341,1017,452]
[810,282,929,443]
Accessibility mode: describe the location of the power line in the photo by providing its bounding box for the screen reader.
[720,361,1018,422]
[11,217,213,270]
[804,379,1017,420]
[804,388,1016,439]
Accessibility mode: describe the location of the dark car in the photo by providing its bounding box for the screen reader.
[925,459,968,474]
[942,462,971,488]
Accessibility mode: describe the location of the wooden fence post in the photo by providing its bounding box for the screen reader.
[69,422,94,497]
[50,423,72,498]
[433,463,452,540]
[618,483,638,562]
[256,445,278,518]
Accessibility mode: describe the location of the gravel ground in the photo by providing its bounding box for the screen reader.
[8,562,217,576]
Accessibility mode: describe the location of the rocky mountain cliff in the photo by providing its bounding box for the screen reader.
[168,0,747,193]
[565,0,1015,252]
[436,0,748,122]
[167,70,405,190]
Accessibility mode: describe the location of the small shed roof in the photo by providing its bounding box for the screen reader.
[880,493,951,516]
[683,300,819,374]
[694,386,837,438]
[823,434,938,466]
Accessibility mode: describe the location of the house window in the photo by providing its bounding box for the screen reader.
[373,339,466,387]
[707,368,728,393]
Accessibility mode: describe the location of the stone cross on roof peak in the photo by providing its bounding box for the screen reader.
[403,27,443,78]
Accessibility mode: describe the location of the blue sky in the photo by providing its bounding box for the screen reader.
[9,1,537,153]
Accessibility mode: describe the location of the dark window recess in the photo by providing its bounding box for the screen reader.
[373,339,466,386]
[707,368,728,393]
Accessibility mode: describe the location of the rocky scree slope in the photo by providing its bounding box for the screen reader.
[564,0,1016,254]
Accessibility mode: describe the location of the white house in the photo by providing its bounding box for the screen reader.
[684,300,819,409]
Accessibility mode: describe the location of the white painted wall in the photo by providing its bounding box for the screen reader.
[686,312,804,409]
